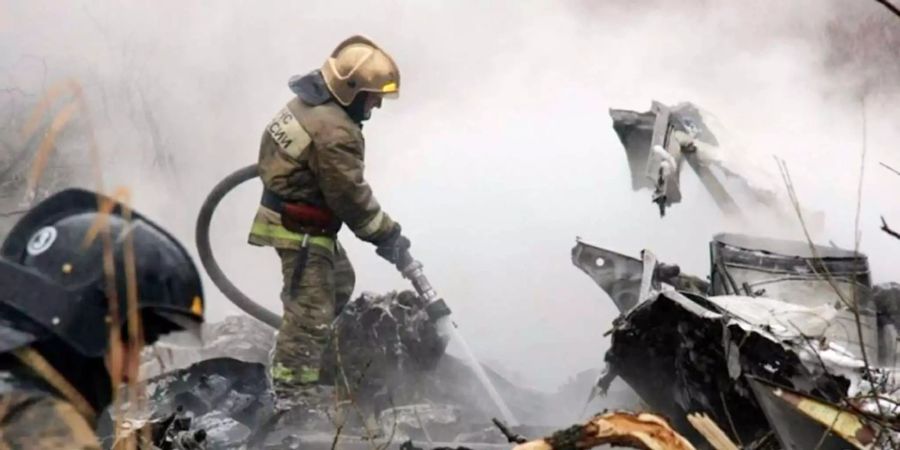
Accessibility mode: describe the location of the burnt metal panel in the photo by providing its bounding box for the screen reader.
[571,239,643,312]
[610,108,657,191]
[709,233,878,360]
[605,291,851,446]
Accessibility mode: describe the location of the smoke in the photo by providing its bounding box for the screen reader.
[1,0,899,394]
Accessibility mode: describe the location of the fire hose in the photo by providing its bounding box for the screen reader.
[195,164,282,328]
[194,164,517,425]
[194,164,452,328]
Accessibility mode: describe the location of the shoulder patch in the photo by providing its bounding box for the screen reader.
[267,107,311,160]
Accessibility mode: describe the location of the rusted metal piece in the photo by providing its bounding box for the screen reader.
[511,411,696,450]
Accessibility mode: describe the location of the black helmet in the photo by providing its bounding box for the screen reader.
[0,188,204,358]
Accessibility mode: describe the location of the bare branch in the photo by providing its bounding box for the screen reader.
[717,391,743,449]
[775,158,855,311]
[874,0,900,19]
[880,162,900,177]
[775,158,875,376]
[853,97,867,254]
[882,216,900,240]
[0,208,28,217]
[493,418,527,444]
[333,333,378,449]
[329,418,346,450]
[777,152,897,446]
[375,396,399,450]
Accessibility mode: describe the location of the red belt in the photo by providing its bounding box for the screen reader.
[261,189,340,235]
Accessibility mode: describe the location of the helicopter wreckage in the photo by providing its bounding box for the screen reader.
[106,101,900,450]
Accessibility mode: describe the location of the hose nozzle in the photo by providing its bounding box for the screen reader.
[399,256,441,305]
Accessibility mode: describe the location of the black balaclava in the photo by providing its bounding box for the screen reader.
[32,315,171,416]
[0,302,113,414]
[343,92,373,124]
[33,338,112,414]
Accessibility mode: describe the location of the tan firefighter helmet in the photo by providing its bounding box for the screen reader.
[321,35,400,106]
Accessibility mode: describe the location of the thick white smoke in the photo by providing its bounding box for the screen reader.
[1,0,898,393]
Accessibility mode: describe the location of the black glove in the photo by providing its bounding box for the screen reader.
[375,224,412,267]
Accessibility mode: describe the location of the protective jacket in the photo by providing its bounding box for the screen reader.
[248,71,396,251]
[0,356,100,450]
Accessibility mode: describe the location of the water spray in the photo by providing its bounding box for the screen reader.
[400,258,520,426]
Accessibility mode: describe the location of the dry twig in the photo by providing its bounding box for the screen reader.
[0,208,28,217]
[775,159,870,358]
[20,75,150,449]
[23,79,106,199]
[881,217,900,240]
[412,404,435,445]
[774,157,894,444]
[774,107,899,446]
[333,333,379,449]
[880,162,900,177]
[812,405,844,450]
[717,392,743,449]
[375,396,400,450]
[873,0,900,19]
[851,102,896,447]
[329,417,346,450]
[493,418,527,444]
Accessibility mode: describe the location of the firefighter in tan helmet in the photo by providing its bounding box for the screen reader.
[247,35,411,401]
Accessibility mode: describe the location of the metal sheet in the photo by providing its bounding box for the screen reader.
[571,239,643,312]
[747,377,870,450]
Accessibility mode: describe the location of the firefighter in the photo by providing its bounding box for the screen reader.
[247,35,412,400]
[0,188,205,449]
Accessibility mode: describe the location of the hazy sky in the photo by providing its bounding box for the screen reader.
[1,0,898,391]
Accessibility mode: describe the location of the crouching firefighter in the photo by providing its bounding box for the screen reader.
[0,189,205,449]
[247,35,413,399]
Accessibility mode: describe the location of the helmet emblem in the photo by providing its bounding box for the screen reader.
[26,226,58,256]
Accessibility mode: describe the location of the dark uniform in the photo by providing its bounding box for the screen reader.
[0,189,205,448]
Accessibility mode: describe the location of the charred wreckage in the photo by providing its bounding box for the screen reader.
[571,101,900,449]
[83,100,900,450]
[573,233,900,450]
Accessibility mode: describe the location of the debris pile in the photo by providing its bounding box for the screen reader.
[123,292,563,449]
[320,290,448,412]
[124,229,900,449]
[573,232,900,449]
[141,314,277,378]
